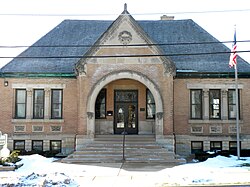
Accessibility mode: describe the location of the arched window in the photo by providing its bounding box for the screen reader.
[95,89,106,119]
[146,89,155,119]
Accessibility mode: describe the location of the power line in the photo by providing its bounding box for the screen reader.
[0,9,250,17]
[134,9,250,15]
[1,40,250,48]
[0,50,249,59]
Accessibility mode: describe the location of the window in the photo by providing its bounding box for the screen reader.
[210,141,222,151]
[228,89,240,119]
[229,141,241,151]
[95,89,106,119]
[146,89,155,119]
[190,90,202,119]
[32,140,43,151]
[51,89,63,119]
[15,89,26,118]
[191,141,203,154]
[13,140,25,150]
[33,89,44,119]
[209,90,221,119]
[50,140,62,153]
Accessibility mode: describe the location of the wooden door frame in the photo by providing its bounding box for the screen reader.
[114,90,138,134]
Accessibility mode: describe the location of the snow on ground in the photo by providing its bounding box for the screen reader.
[0,154,250,186]
[160,156,250,186]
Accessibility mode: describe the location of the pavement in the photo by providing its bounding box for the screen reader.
[70,162,178,187]
[62,161,250,187]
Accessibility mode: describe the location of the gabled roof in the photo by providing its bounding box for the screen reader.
[75,9,176,76]
[1,20,112,75]
[139,20,248,73]
[1,14,250,77]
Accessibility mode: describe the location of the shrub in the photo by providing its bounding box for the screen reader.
[0,150,21,165]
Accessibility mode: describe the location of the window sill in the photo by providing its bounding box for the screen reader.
[189,119,243,124]
[12,119,64,123]
[146,118,155,121]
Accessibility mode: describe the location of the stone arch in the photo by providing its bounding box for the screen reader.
[86,70,164,138]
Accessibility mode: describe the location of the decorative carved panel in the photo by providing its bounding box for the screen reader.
[115,91,137,102]
[32,125,44,132]
[229,125,241,133]
[118,30,132,45]
[14,125,26,132]
[191,126,203,133]
[51,126,62,132]
[210,125,222,134]
[156,112,163,120]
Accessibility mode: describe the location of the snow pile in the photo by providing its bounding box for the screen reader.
[0,154,250,186]
[0,154,78,186]
[161,156,250,186]
[15,172,74,186]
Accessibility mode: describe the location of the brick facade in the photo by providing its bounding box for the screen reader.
[1,74,250,156]
[174,78,250,156]
[0,78,78,154]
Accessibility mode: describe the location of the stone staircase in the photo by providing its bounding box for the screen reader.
[61,135,185,163]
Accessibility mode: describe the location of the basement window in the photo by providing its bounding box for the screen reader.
[191,141,203,154]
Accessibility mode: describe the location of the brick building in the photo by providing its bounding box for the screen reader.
[1,7,250,159]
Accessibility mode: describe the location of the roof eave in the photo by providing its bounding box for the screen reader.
[175,72,250,78]
[1,72,76,78]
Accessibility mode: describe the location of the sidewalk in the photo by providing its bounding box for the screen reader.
[66,161,250,187]
[70,162,180,187]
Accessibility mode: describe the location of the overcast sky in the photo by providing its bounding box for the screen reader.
[0,0,249,68]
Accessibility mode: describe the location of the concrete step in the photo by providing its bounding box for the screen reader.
[72,150,174,157]
[62,157,123,163]
[61,138,186,164]
[85,144,163,149]
[62,157,185,163]
[94,135,155,142]
[73,148,173,155]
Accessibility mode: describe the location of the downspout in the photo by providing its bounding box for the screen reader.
[74,133,77,151]
[173,77,176,155]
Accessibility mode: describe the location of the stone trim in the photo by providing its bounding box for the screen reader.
[12,119,64,123]
[50,126,62,132]
[32,125,44,132]
[229,125,241,133]
[14,125,26,132]
[189,119,243,124]
[191,126,203,133]
[209,125,222,134]
[187,83,243,89]
[86,70,164,137]
[12,83,66,89]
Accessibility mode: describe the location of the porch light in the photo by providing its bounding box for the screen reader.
[4,80,8,87]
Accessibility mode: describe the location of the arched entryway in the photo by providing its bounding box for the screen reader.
[86,70,164,139]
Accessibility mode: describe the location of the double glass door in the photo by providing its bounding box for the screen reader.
[114,90,138,134]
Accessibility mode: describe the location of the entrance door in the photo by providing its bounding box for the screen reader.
[114,90,138,134]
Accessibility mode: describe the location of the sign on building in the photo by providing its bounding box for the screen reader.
[0,131,10,158]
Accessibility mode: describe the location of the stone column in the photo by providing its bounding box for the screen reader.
[221,89,228,120]
[44,88,50,119]
[203,89,209,120]
[26,88,33,119]
[155,112,164,137]
[87,112,95,139]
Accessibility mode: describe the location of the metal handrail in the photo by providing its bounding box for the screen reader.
[122,126,127,161]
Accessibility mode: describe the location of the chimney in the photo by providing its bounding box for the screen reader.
[161,15,174,20]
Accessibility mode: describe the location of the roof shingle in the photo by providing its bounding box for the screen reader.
[1,19,250,74]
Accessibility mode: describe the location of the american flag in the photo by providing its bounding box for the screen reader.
[229,29,237,68]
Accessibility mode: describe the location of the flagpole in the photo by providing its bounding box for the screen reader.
[234,63,240,159]
[230,25,240,159]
